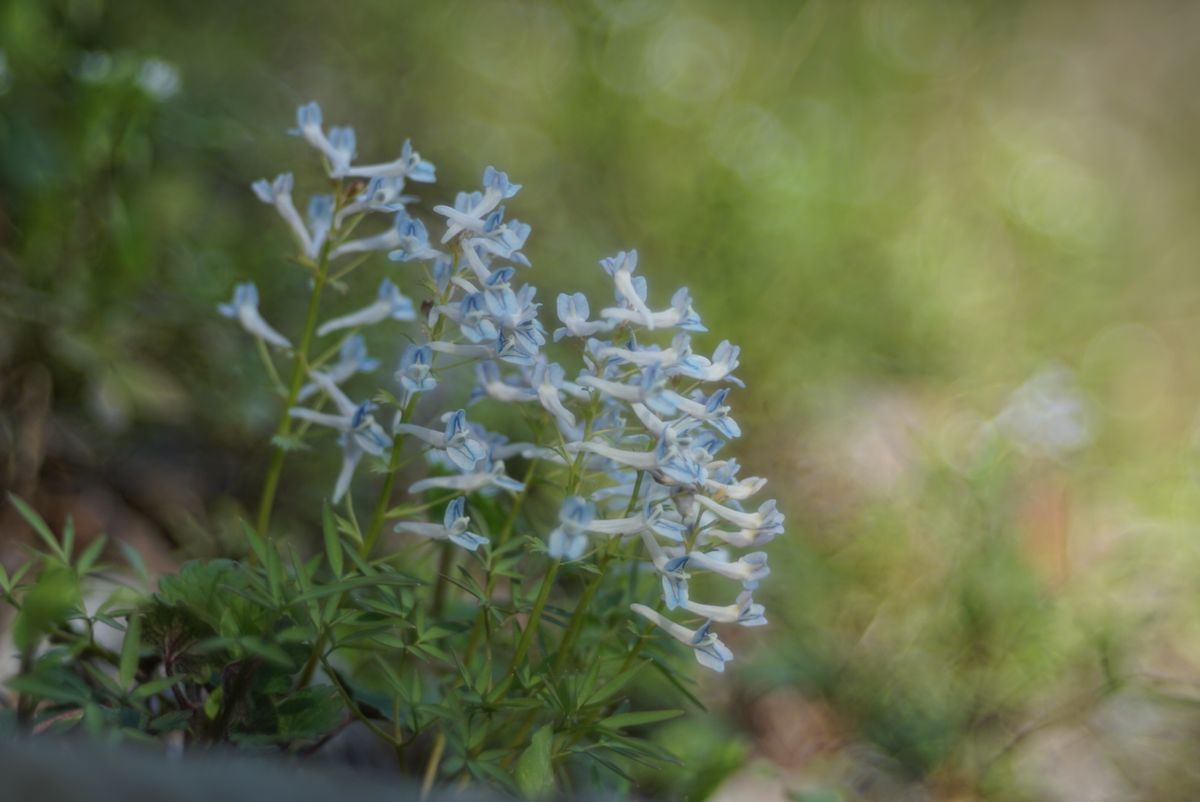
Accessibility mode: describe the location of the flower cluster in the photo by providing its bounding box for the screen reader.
[220,102,782,672]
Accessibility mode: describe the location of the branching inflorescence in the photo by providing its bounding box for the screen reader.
[221,101,783,675]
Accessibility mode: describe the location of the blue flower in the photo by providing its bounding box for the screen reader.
[327,126,357,176]
[306,195,335,259]
[602,286,705,332]
[599,250,655,329]
[394,409,490,472]
[250,173,315,257]
[298,334,379,402]
[472,361,537,405]
[337,176,414,223]
[684,549,770,589]
[694,496,783,536]
[442,409,491,471]
[317,278,415,337]
[553,293,615,342]
[396,344,436,406]
[291,102,355,177]
[674,340,743,386]
[547,496,596,561]
[393,496,488,551]
[681,590,767,628]
[407,460,524,495]
[434,166,522,243]
[218,282,292,349]
[663,387,741,439]
[530,358,578,434]
[386,213,444,263]
[346,138,437,183]
[288,372,390,502]
[629,604,733,673]
[332,210,428,259]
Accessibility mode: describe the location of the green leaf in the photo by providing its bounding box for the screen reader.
[275,685,343,741]
[597,709,684,731]
[650,658,708,711]
[289,573,417,605]
[148,709,193,733]
[13,565,81,651]
[74,535,108,576]
[236,637,295,669]
[130,674,184,702]
[788,790,843,802]
[336,509,363,546]
[514,724,556,799]
[7,671,91,706]
[119,614,142,689]
[8,494,67,562]
[240,522,278,603]
[270,433,309,452]
[62,515,76,561]
[119,542,151,587]
[204,686,223,720]
[322,501,343,578]
[586,661,645,706]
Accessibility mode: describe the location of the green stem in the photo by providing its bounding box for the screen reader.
[323,658,407,753]
[552,471,644,674]
[294,630,327,691]
[361,392,420,557]
[360,289,450,557]
[511,559,560,669]
[489,560,559,703]
[430,542,456,617]
[462,460,539,663]
[255,242,334,536]
[420,731,446,802]
[551,570,605,675]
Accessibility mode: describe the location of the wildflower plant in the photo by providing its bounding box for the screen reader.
[2,102,782,798]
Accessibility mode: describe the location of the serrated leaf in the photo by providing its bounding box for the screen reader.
[514,724,556,799]
[270,434,309,452]
[597,708,684,731]
[275,685,343,741]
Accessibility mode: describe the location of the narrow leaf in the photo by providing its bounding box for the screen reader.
[323,500,344,578]
[119,614,142,690]
[8,494,66,561]
[598,709,684,730]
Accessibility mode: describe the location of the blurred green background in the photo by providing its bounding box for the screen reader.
[5,0,1200,798]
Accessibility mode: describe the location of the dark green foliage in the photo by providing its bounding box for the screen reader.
[1,497,697,796]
